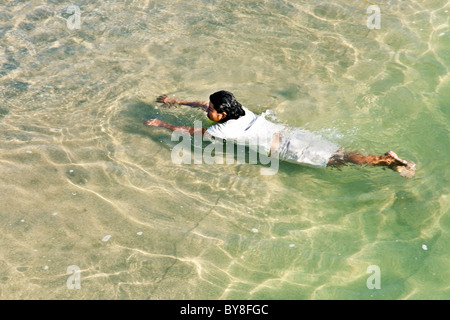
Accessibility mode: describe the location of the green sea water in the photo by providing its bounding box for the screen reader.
[0,0,448,299]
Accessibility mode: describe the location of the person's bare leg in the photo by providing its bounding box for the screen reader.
[328,150,416,177]
[345,151,406,167]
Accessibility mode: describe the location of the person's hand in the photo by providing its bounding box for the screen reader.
[156,95,177,106]
[143,118,166,127]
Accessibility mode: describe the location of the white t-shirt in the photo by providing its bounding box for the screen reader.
[205,107,283,156]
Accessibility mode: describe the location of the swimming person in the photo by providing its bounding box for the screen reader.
[143,90,416,178]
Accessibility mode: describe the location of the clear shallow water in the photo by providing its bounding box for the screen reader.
[0,0,448,299]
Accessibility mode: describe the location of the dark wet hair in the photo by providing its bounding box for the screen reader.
[209,90,245,122]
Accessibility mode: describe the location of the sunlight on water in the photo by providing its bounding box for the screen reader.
[0,0,448,299]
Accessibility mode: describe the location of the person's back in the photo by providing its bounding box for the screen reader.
[204,106,284,157]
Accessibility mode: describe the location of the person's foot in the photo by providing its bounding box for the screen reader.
[397,161,416,178]
[385,151,416,178]
[385,151,408,166]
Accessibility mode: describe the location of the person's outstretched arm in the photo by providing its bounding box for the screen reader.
[143,118,206,136]
[156,95,209,111]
